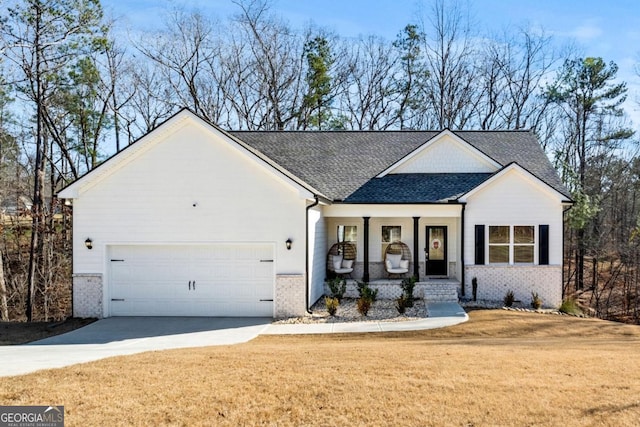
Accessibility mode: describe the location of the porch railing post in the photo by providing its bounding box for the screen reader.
[413,216,420,279]
[363,216,370,282]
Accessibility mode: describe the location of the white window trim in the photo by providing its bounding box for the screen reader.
[487,225,537,265]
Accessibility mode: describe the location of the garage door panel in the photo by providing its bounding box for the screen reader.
[109,244,274,317]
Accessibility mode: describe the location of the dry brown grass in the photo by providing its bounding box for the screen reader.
[2,310,640,426]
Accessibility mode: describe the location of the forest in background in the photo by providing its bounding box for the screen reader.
[0,0,639,322]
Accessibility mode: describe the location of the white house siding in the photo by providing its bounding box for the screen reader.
[463,168,565,307]
[308,205,326,306]
[69,118,309,317]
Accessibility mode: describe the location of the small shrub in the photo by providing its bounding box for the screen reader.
[327,277,347,301]
[357,297,371,316]
[401,276,416,308]
[357,281,378,302]
[559,297,582,315]
[395,294,408,314]
[325,297,339,316]
[503,290,515,307]
[531,292,543,309]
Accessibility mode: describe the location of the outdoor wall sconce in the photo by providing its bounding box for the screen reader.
[85,238,93,250]
[286,238,292,250]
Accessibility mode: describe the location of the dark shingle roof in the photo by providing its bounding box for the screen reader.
[344,173,493,203]
[228,130,569,202]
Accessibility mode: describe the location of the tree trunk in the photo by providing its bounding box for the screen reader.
[576,228,585,291]
[27,4,44,322]
[0,248,8,321]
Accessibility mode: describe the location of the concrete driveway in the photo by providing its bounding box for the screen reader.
[0,302,468,377]
[0,317,272,377]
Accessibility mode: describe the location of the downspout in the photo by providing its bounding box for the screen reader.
[305,195,320,314]
[460,203,466,297]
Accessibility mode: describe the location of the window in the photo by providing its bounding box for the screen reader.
[382,226,401,243]
[488,226,510,263]
[488,225,535,264]
[381,226,401,261]
[514,226,534,263]
[337,225,357,243]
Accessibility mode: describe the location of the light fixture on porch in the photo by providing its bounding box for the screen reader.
[286,238,292,250]
[85,238,93,250]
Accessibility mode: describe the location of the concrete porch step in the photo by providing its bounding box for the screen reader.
[420,281,459,303]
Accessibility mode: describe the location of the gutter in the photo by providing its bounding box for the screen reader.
[305,195,320,314]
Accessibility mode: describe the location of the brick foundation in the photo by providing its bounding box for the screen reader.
[464,265,563,308]
[73,274,103,318]
[275,275,306,318]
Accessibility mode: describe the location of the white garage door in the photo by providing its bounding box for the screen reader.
[108,244,274,317]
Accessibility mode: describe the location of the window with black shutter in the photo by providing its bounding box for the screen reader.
[474,225,485,265]
[539,225,549,265]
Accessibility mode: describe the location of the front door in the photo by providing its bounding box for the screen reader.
[425,226,447,276]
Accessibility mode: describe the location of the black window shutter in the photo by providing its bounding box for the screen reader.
[539,225,549,265]
[474,225,485,265]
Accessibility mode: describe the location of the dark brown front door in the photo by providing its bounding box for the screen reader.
[425,226,447,276]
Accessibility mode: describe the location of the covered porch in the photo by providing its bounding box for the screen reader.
[322,203,465,300]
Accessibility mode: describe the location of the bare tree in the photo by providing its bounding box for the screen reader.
[420,0,478,129]
[337,35,398,130]
[231,0,305,130]
[135,9,225,123]
[101,34,136,152]
[126,62,175,137]
[491,27,557,130]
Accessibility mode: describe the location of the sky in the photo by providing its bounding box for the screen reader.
[103,0,640,125]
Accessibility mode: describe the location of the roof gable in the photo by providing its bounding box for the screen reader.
[378,130,500,176]
[459,163,572,203]
[58,110,321,200]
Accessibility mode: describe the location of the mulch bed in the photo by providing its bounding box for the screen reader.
[0,317,96,345]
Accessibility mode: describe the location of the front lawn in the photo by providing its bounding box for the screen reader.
[1,310,639,426]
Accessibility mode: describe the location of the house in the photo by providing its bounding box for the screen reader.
[58,109,572,318]
[0,195,33,217]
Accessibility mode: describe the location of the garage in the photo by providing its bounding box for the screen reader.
[108,244,275,317]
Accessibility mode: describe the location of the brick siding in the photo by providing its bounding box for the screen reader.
[275,275,306,318]
[73,274,103,318]
[464,265,563,307]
